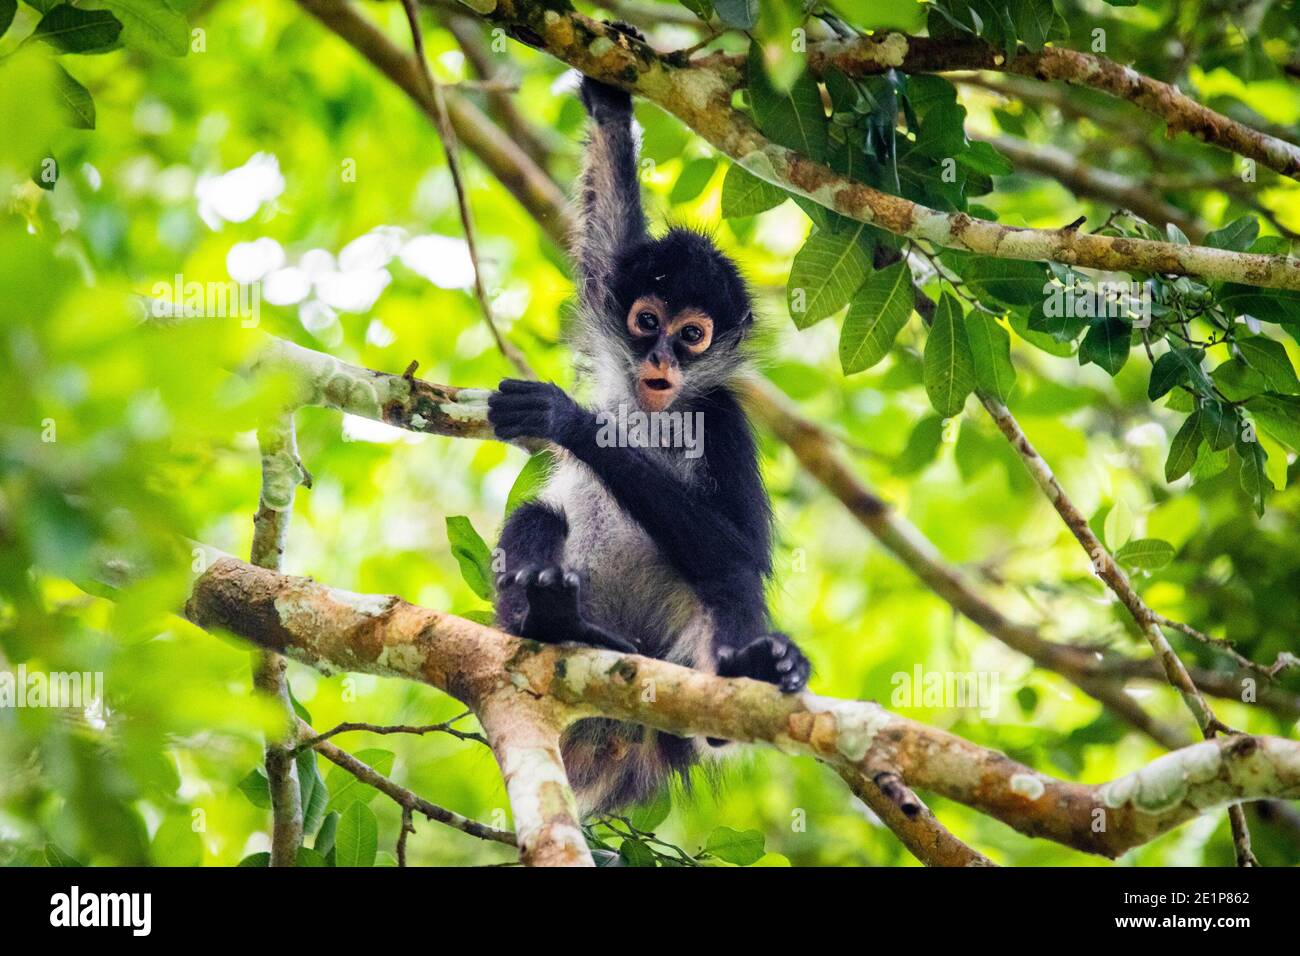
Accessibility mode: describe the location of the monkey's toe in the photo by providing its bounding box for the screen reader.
[717,633,810,693]
[513,566,638,654]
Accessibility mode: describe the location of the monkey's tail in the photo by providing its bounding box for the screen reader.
[561,718,700,816]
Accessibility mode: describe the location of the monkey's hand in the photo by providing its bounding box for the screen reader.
[489,379,589,446]
[578,21,646,122]
[498,565,637,654]
[716,633,810,694]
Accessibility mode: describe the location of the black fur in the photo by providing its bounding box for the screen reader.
[488,47,810,813]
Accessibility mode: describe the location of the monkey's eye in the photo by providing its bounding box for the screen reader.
[636,310,660,333]
[680,325,704,344]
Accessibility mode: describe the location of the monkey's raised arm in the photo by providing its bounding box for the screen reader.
[575,68,649,317]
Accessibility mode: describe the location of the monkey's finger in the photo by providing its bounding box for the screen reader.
[512,564,541,587]
[780,657,811,693]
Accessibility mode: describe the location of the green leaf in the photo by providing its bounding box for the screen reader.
[1212,358,1269,402]
[705,826,765,866]
[838,260,913,373]
[505,451,554,517]
[314,811,339,856]
[326,748,394,811]
[45,843,84,867]
[720,163,786,218]
[618,838,658,867]
[334,803,378,867]
[1217,285,1300,325]
[54,64,94,130]
[669,157,716,205]
[952,255,1048,307]
[956,139,1013,175]
[1115,538,1175,570]
[787,226,875,329]
[446,515,494,601]
[150,814,203,866]
[1165,411,1202,482]
[894,415,944,475]
[238,768,271,809]
[1204,216,1259,252]
[627,788,671,832]
[1103,498,1132,550]
[1200,400,1237,451]
[1237,435,1268,516]
[0,0,16,40]
[1079,317,1130,376]
[295,847,328,867]
[1011,0,1054,50]
[1247,393,1300,450]
[1191,441,1230,481]
[1236,335,1300,395]
[747,40,826,163]
[966,311,1016,402]
[32,4,122,53]
[85,0,187,57]
[1147,347,1204,400]
[923,293,977,416]
[678,0,714,21]
[237,852,270,867]
[714,0,758,29]
[298,749,329,836]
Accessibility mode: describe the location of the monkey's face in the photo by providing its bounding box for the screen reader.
[606,228,753,412]
[624,295,713,412]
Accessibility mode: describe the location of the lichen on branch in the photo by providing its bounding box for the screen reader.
[184,555,1300,861]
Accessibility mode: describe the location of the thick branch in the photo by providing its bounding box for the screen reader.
[468,3,1300,289]
[713,33,1300,181]
[184,556,1300,859]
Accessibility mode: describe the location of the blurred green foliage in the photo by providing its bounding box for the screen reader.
[0,0,1298,867]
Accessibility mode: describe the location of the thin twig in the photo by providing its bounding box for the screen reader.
[399,0,535,378]
[297,718,517,847]
[291,715,488,754]
[397,805,415,867]
[977,394,1258,864]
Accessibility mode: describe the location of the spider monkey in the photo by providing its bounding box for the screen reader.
[488,23,810,815]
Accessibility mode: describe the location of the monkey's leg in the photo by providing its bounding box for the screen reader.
[508,565,637,654]
[493,503,636,653]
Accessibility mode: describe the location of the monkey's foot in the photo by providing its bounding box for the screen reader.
[501,565,637,654]
[716,633,810,694]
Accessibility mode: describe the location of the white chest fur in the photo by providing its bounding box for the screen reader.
[541,453,714,668]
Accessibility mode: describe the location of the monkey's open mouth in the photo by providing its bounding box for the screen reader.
[642,378,672,391]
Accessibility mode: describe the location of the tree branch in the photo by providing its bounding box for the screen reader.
[296,718,517,848]
[462,3,1300,289]
[719,33,1300,181]
[249,415,308,866]
[184,555,1300,860]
